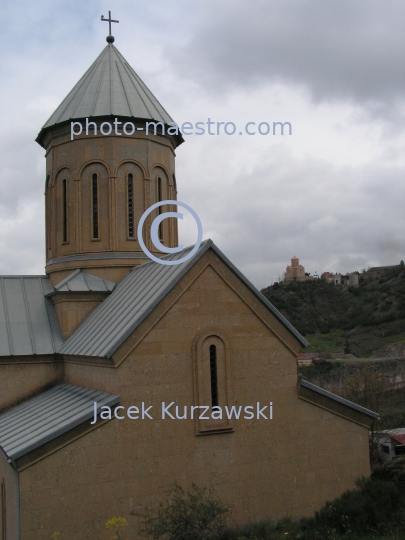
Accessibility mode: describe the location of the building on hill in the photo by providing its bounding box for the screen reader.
[284,256,315,282]
[321,272,359,288]
[0,29,378,540]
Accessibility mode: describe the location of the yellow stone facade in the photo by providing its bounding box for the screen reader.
[42,119,179,286]
[0,251,373,539]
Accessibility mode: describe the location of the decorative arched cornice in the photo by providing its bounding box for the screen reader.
[113,158,147,178]
[78,159,112,178]
[150,163,170,180]
[192,329,230,353]
[53,165,75,184]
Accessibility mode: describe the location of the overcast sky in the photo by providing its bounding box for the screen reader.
[1,0,404,288]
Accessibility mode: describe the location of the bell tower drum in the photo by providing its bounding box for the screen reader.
[36,29,183,286]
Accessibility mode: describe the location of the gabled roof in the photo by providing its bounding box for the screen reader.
[61,239,308,359]
[36,44,183,146]
[0,383,120,461]
[48,269,115,294]
[0,276,63,356]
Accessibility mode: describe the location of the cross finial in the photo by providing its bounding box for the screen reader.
[101,11,119,43]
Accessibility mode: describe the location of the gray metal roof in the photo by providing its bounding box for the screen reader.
[61,239,308,359]
[299,379,380,419]
[36,44,180,142]
[49,269,115,294]
[0,276,63,356]
[0,383,120,461]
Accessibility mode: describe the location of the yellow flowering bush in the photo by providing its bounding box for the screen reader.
[106,517,129,540]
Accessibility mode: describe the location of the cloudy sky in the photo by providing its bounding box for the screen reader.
[1,0,404,288]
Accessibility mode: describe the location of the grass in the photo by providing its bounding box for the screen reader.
[303,329,405,358]
[304,329,345,354]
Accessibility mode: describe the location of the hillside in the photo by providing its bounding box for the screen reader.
[261,263,405,356]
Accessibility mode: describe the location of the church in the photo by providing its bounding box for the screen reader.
[0,23,378,540]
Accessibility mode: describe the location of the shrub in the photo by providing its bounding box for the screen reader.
[105,517,128,540]
[301,472,404,537]
[139,483,230,540]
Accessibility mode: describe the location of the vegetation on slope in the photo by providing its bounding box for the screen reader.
[261,264,405,356]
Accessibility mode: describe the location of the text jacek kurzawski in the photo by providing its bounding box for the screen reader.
[91,402,274,424]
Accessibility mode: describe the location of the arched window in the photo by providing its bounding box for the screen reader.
[92,173,99,239]
[128,173,134,238]
[62,178,68,243]
[193,333,232,434]
[209,344,219,407]
[157,176,163,241]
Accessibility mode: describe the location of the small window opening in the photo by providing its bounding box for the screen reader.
[209,344,218,407]
[62,178,68,243]
[128,173,134,237]
[92,173,99,239]
[157,176,163,241]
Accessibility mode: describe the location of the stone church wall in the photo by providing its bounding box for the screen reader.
[0,360,63,412]
[15,255,371,539]
[0,451,18,540]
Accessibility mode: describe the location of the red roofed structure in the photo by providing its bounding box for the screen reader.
[376,428,405,462]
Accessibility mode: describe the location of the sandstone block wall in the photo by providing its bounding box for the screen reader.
[16,259,371,539]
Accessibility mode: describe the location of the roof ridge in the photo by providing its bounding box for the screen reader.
[54,268,82,291]
[115,59,134,116]
[91,59,107,117]
[60,239,307,359]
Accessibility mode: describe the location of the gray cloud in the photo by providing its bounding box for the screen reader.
[1,0,404,287]
[167,0,405,111]
[178,145,405,288]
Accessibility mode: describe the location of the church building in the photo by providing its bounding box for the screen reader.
[0,27,378,540]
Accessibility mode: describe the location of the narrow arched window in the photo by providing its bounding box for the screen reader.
[62,178,68,243]
[209,344,218,407]
[92,173,99,239]
[157,176,163,241]
[128,173,134,238]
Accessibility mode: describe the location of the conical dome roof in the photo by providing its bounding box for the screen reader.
[36,44,179,145]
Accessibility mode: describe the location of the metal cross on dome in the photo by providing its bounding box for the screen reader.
[101,11,119,37]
